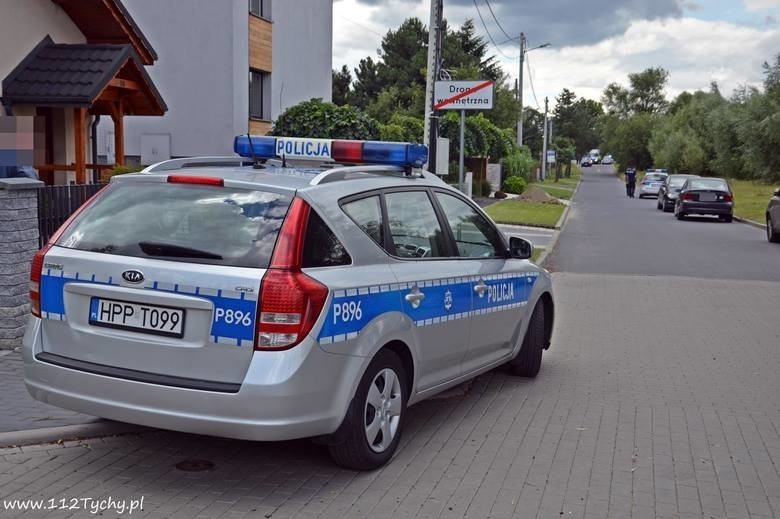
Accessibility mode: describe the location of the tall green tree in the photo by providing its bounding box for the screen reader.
[332,65,352,106]
[554,88,603,157]
[351,57,382,109]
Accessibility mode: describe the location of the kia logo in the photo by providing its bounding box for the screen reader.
[122,270,145,284]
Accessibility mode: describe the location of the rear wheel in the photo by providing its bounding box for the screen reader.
[767,215,780,242]
[508,302,545,377]
[328,350,407,470]
[674,203,685,220]
[720,214,733,223]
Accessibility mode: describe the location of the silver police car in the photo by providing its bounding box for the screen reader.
[24,136,554,470]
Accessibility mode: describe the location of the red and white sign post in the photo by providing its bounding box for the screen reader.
[433,81,494,193]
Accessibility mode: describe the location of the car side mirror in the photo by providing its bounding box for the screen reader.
[509,236,533,260]
[774,188,780,197]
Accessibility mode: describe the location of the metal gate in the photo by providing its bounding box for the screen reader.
[37,184,103,247]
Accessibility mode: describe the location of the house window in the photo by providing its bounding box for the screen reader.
[249,69,270,120]
[249,0,271,19]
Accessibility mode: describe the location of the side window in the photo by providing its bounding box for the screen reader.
[435,192,505,258]
[342,195,383,248]
[302,210,351,267]
[384,191,447,258]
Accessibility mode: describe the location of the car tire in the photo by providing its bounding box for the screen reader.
[508,301,545,378]
[656,198,663,210]
[328,349,408,470]
[721,215,733,223]
[768,215,780,243]
[663,200,672,212]
[674,204,685,220]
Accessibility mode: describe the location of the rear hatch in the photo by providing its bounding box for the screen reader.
[682,179,731,203]
[35,177,292,385]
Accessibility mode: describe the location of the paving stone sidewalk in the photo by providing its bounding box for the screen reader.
[0,349,98,433]
[0,273,778,518]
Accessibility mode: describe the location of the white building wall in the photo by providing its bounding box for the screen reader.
[96,0,332,163]
[98,0,248,159]
[270,0,332,119]
[0,0,85,100]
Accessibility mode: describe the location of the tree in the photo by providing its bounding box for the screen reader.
[554,88,603,157]
[628,67,669,114]
[332,65,352,106]
[351,57,382,109]
[270,98,379,140]
[552,136,576,179]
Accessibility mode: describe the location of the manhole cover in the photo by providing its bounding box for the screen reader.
[175,459,215,472]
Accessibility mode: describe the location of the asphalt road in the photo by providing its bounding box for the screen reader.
[546,164,780,281]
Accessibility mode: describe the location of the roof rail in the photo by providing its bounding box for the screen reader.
[309,165,420,186]
[141,156,255,173]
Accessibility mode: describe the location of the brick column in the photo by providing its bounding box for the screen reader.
[0,178,43,349]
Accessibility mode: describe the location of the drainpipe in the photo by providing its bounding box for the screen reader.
[91,115,100,184]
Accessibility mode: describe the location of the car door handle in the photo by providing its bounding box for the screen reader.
[473,280,487,297]
[404,286,425,309]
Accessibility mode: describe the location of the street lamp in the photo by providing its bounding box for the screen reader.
[517,34,551,147]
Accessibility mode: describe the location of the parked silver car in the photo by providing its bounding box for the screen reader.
[638,171,669,198]
[24,136,554,470]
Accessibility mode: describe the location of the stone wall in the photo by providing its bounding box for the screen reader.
[0,178,43,349]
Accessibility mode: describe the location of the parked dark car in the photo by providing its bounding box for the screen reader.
[674,177,733,222]
[657,174,699,212]
[580,157,592,167]
[767,187,780,242]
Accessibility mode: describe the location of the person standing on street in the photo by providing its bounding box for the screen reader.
[625,166,637,198]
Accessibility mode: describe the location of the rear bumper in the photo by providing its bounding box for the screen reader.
[679,201,732,216]
[23,318,365,442]
[638,186,661,196]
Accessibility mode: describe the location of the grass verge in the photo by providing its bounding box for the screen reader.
[529,184,573,200]
[531,247,544,263]
[729,179,776,223]
[484,200,565,228]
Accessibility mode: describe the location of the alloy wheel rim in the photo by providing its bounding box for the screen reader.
[364,368,402,453]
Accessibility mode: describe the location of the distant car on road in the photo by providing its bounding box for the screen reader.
[580,157,592,167]
[601,155,614,165]
[657,174,700,212]
[638,172,669,198]
[674,177,733,222]
[767,187,780,242]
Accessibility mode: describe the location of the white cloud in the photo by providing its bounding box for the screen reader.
[744,0,780,11]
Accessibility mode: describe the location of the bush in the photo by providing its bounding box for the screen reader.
[270,98,379,140]
[502,147,535,181]
[101,164,143,183]
[493,190,507,199]
[503,175,527,194]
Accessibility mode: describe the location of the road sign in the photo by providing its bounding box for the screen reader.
[547,150,556,164]
[434,80,494,110]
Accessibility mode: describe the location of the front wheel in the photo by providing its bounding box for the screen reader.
[508,302,545,377]
[328,350,408,470]
[768,215,780,243]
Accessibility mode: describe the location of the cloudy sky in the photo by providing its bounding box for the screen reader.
[333,0,780,108]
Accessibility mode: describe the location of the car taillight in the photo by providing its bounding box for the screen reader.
[723,193,733,202]
[29,243,52,318]
[682,192,696,201]
[255,198,328,350]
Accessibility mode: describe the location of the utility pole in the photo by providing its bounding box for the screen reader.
[541,96,548,181]
[516,33,525,147]
[423,0,443,172]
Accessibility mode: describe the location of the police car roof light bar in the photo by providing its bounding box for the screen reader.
[233,135,428,169]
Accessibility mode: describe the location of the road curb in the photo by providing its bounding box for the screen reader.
[734,216,765,229]
[536,176,582,267]
[0,421,150,449]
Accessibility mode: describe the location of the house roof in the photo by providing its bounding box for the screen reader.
[51,0,158,65]
[0,36,166,115]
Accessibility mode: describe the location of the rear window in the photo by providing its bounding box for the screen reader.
[669,177,689,187]
[645,174,666,182]
[688,179,728,191]
[57,182,292,268]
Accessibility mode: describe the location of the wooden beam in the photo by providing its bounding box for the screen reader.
[109,77,140,90]
[111,99,125,166]
[74,107,87,184]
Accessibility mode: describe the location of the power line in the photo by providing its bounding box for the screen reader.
[339,16,383,37]
[525,52,541,110]
[483,0,514,43]
[472,0,518,60]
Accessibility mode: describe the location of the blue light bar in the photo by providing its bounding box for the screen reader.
[233,135,429,168]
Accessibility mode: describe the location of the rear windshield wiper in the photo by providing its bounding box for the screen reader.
[138,241,223,260]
